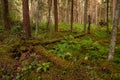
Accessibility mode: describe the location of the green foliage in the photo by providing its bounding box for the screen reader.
[89,70,96,80]
[36,62,50,72]
[9,0,22,21]
[0,25,3,33]
[48,35,111,62]
[113,51,120,64]
[22,64,32,71]
[73,23,83,32]
[39,22,49,33]
[22,60,38,71]
[2,75,10,79]
[64,35,74,40]
[49,36,100,60]
[83,42,109,61]
[49,35,78,59]
[115,44,120,54]
[87,44,120,63]
[79,37,101,51]
[16,73,21,80]
[95,31,110,38]
[59,22,69,31]
[99,46,109,54]
[79,37,93,50]
[22,60,50,73]
[110,73,120,80]
[19,60,50,79]
[58,22,83,32]
[10,25,23,38]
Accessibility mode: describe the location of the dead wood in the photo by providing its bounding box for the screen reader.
[35,45,74,69]
[41,33,86,45]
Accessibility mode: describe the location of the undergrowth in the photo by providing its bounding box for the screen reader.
[47,34,120,79]
[0,23,120,80]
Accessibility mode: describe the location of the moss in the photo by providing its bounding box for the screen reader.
[35,46,74,69]
[0,28,120,80]
[21,71,40,80]
[0,55,14,63]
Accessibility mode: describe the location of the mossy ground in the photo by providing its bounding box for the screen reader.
[0,24,120,80]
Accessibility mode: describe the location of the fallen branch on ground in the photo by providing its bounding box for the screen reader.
[41,33,86,45]
[35,45,74,69]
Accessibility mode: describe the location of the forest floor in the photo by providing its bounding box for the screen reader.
[0,28,120,80]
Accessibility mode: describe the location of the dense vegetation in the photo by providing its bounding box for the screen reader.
[0,0,120,80]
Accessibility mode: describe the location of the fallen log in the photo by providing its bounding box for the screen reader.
[41,37,63,45]
[74,33,87,38]
[41,33,86,45]
[35,45,74,69]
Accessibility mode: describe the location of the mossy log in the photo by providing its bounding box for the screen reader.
[35,46,74,69]
[41,37,63,45]
[41,34,86,45]
[74,33,86,38]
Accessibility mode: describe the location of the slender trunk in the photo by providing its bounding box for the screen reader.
[65,0,68,23]
[95,1,98,25]
[54,0,58,32]
[108,0,120,61]
[99,5,102,22]
[22,0,31,39]
[70,0,74,32]
[88,15,91,34]
[84,0,88,32]
[67,1,70,24]
[35,19,38,38]
[46,0,52,33]
[106,0,109,32]
[2,0,10,31]
[75,0,78,23]
[35,1,39,38]
[112,0,116,20]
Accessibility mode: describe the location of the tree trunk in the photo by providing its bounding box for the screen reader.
[54,0,58,32]
[108,0,120,61]
[106,0,109,32]
[87,15,91,34]
[35,0,39,38]
[46,0,52,33]
[22,0,31,39]
[66,1,71,24]
[65,0,68,23]
[70,0,74,32]
[95,1,98,25]
[84,0,88,32]
[2,0,10,31]
[112,0,116,20]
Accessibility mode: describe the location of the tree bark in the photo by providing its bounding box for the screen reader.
[2,0,10,31]
[22,0,31,39]
[35,0,39,38]
[108,0,120,61]
[46,0,52,33]
[106,0,109,32]
[70,0,74,32]
[95,0,98,25]
[87,15,91,34]
[112,0,116,20]
[84,0,88,32]
[54,0,58,32]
